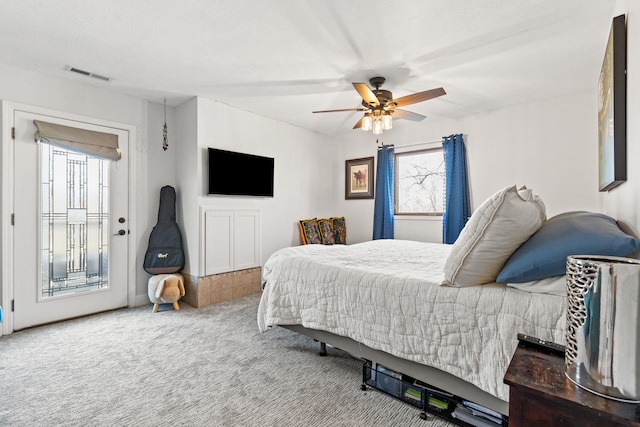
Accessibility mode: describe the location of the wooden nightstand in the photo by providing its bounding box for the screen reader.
[504,343,640,426]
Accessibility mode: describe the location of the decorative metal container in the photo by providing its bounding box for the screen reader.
[565,255,640,402]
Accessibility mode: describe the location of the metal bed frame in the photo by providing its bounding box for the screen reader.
[282,324,510,416]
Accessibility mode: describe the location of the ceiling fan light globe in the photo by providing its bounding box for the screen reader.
[382,114,392,130]
[372,119,383,135]
[362,115,373,131]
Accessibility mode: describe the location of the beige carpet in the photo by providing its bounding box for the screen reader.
[0,293,455,426]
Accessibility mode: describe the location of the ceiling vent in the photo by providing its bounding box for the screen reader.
[66,66,112,82]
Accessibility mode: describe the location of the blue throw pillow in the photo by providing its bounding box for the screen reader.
[497,211,640,283]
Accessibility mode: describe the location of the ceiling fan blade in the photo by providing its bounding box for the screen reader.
[313,107,367,113]
[353,117,364,129]
[352,83,379,107]
[392,109,426,122]
[391,87,446,108]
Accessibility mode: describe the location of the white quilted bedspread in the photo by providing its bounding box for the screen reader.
[257,239,566,401]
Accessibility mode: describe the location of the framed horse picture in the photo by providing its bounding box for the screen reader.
[345,157,374,199]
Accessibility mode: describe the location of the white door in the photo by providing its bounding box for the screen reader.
[12,110,129,330]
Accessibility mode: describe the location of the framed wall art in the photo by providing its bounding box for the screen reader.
[598,14,627,192]
[345,157,374,199]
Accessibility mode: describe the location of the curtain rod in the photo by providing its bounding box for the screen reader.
[393,139,442,149]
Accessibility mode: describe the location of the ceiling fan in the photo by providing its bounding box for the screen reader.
[313,76,446,134]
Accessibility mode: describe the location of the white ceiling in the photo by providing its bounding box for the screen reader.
[0,0,617,137]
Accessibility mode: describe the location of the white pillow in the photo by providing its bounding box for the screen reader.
[443,185,546,287]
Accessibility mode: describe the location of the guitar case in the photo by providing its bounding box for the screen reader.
[144,185,185,274]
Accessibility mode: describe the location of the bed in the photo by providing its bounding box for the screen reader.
[257,186,640,416]
[257,239,565,415]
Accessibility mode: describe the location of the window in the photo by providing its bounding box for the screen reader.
[40,143,110,297]
[395,148,445,215]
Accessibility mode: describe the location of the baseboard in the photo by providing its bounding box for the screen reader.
[133,294,151,307]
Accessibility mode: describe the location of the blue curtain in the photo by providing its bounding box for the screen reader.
[442,134,470,244]
[373,145,395,240]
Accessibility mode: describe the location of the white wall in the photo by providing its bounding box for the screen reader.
[337,89,601,244]
[0,64,160,304]
[138,100,178,298]
[175,97,341,276]
[603,2,640,238]
[2,0,637,307]
[0,66,341,308]
[174,98,199,275]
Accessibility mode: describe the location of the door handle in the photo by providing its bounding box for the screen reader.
[113,229,126,236]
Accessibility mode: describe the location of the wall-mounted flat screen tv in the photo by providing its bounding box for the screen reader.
[208,148,274,197]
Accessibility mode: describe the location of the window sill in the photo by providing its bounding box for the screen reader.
[394,215,443,222]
